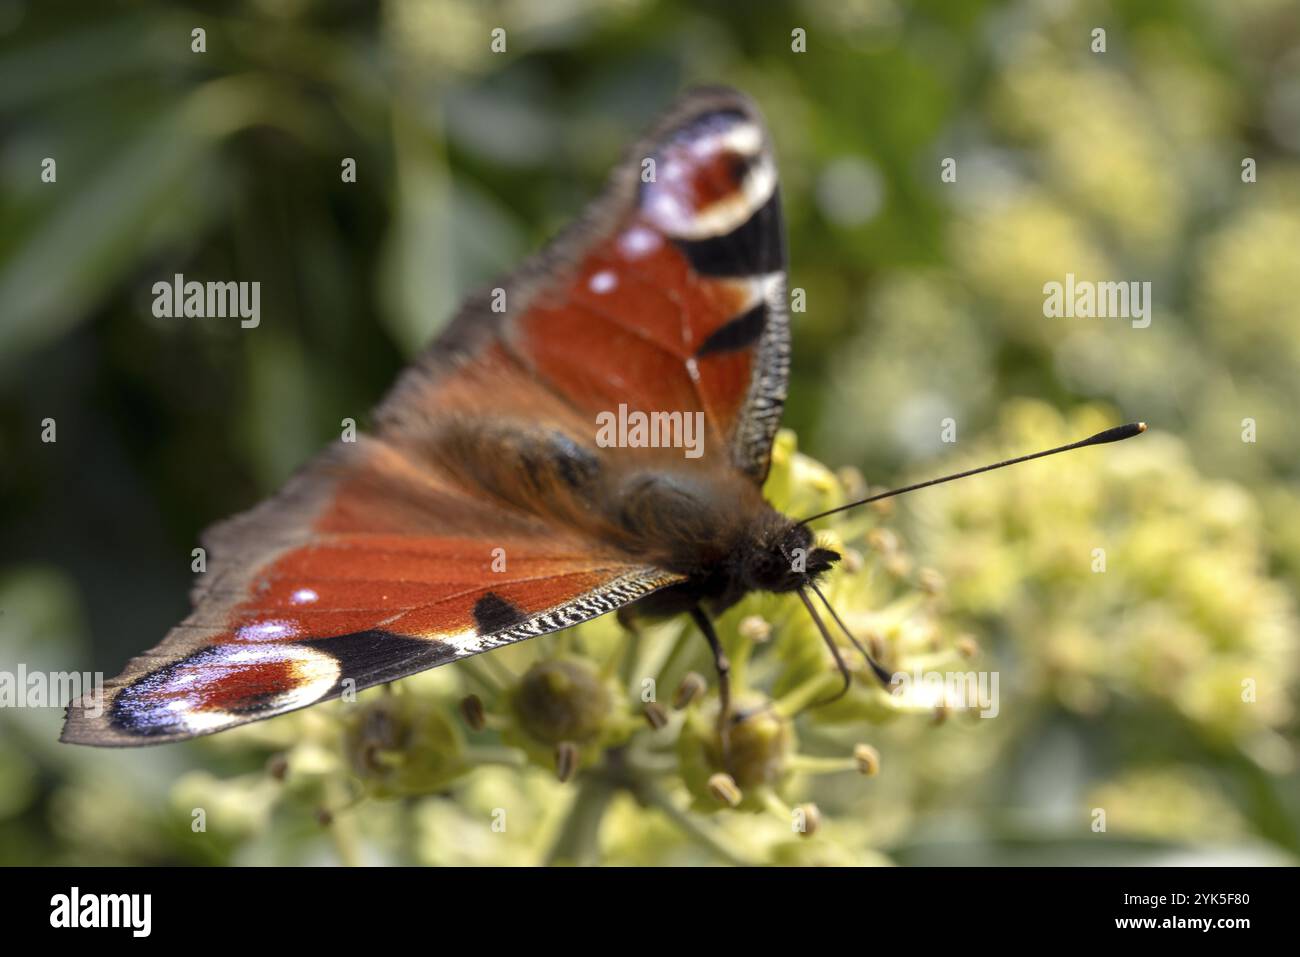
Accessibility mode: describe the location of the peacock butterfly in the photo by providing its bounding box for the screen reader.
[62,87,1144,747]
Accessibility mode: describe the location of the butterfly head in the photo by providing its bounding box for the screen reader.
[743,519,839,595]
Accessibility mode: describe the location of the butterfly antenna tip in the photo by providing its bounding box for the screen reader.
[800,419,1149,523]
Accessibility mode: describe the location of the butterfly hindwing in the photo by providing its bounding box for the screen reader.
[62,86,787,746]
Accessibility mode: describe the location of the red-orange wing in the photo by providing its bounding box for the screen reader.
[63,436,681,744]
[62,86,787,745]
[379,85,790,481]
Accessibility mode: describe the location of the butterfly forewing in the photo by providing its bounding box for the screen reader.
[379,86,790,480]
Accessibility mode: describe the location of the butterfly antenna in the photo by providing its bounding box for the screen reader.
[799,422,1147,524]
[795,587,853,706]
[808,580,893,688]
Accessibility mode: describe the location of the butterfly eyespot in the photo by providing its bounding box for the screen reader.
[640,108,780,274]
[111,644,341,738]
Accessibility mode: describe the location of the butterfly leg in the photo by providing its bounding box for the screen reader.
[689,606,732,769]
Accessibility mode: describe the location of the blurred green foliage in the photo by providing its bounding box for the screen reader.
[1,0,1297,865]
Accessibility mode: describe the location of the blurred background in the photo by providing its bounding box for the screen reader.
[1,0,1298,865]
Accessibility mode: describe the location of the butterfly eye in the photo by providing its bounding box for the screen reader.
[744,545,800,593]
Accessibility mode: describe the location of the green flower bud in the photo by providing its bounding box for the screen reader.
[728,707,793,790]
[502,658,622,776]
[342,693,468,798]
[678,697,794,812]
[509,658,612,745]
